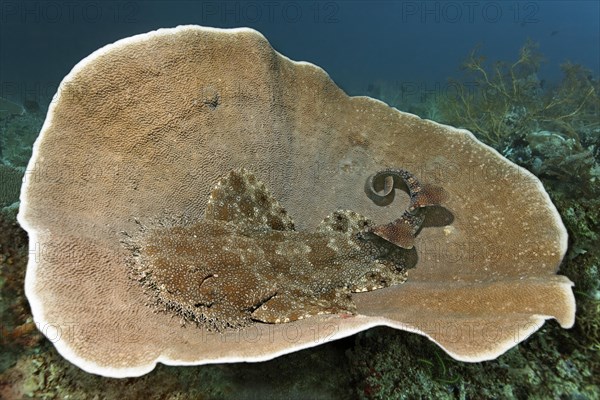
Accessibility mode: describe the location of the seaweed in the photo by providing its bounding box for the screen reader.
[438,40,599,151]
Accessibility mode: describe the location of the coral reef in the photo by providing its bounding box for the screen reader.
[0,208,41,374]
[0,38,597,398]
[0,103,38,242]
[0,165,24,208]
[0,109,44,168]
[18,27,574,377]
[553,193,600,365]
[348,327,597,400]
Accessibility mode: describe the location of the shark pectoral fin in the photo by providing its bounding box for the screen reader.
[204,168,295,231]
[251,290,355,323]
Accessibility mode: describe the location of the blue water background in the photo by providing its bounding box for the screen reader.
[1,1,598,105]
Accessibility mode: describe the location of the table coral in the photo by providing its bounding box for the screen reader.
[17,26,575,377]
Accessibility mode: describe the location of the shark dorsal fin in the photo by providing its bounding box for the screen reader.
[205,168,295,231]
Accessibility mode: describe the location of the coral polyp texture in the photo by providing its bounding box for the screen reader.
[18,26,575,378]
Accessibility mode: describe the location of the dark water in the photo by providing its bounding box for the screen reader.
[1,1,599,101]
